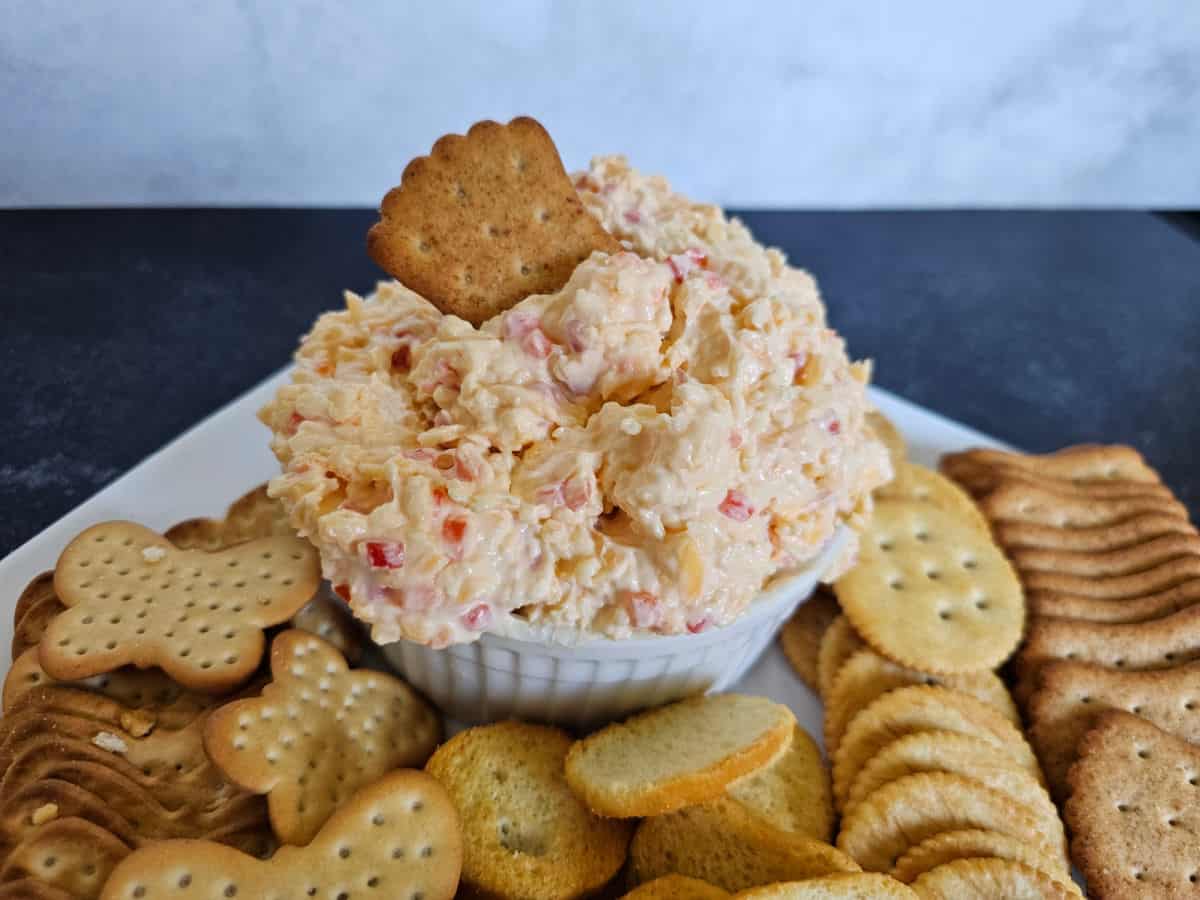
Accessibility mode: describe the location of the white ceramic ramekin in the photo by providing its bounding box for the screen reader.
[381,527,849,728]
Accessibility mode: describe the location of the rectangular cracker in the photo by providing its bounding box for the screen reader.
[992,513,1196,554]
[980,483,1189,530]
[1027,581,1200,624]
[941,445,1162,494]
[1009,533,1200,578]
[1021,556,1200,600]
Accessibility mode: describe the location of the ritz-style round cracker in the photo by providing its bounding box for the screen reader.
[368,116,620,326]
[99,770,462,900]
[734,873,919,898]
[837,773,1058,875]
[835,502,1024,674]
[832,686,1040,809]
[824,649,1018,756]
[817,616,867,701]
[780,588,842,694]
[41,522,321,693]
[875,463,989,535]
[427,721,631,900]
[908,858,1077,899]
[204,630,440,846]
[892,830,1078,892]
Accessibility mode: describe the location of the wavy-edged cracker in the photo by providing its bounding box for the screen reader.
[1014,605,1200,706]
[833,686,1040,809]
[1028,659,1200,799]
[824,649,1018,757]
[41,522,320,693]
[734,874,919,898]
[978,481,1187,529]
[711,725,833,842]
[1027,579,1200,624]
[875,463,989,535]
[99,770,462,900]
[908,858,1077,899]
[817,616,867,701]
[1022,556,1200,601]
[836,773,1058,875]
[621,874,730,899]
[0,817,130,898]
[780,588,841,693]
[840,731,1066,866]
[941,444,1162,494]
[992,512,1196,554]
[867,411,907,465]
[565,693,795,818]
[892,830,1078,893]
[205,630,439,845]
[835,503,1024,674]
[12,573,65,660]
[367,117,619,326]
[164,483,291,552]
[1065,711,1200,898]
[426,721,630,900]
[1010,532,1200,579]
[0,880,76,900]
[630,802,860,893]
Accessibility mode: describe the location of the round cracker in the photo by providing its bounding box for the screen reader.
[817,616,866,701]
[835,502,1024,674]
[844,731,1065,863]
[426,721,631,899]
[620,874,730,899]
[824,650,1019,756]
[867,411,907,465]
[780,588,842,694]
[735,873,919,898]
[892,830,1079,893]
[837,773,1057,875]
[908,858,1077,899]
[876,463,990,536]
[832,686,1040,808]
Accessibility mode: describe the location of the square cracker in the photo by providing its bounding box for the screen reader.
[368,117,619,325]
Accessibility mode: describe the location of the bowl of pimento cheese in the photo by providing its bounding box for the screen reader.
[261,156,890,725]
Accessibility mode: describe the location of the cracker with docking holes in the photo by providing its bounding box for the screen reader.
[99,770,462,900]
[712,725,834,842]
[908,858,1076,899]
[621,874,730,899]
[892,830,1077,892]
[41,522,320,693]
[565,693,795,818]
[1065,712,1200,899]
[1009,532,1200,578]
[842,730,1066,863]
[0,817,130,899]
[1027,659,1200,799]
[426,721,631,900]
[817,616,867,701]
[875,463,989,535]
[836,773,1058,875]
[834,503,1024,675]
[734,874,919,898]
[12,573,65,660]
[1027,580,1200,624]
[978,482,1187,529]
[867,411,907,465]
[992,512,1196,554]
[205,630,439,845]
[940,444,1163,495]
[0,880,77,900]
[1022,556,1200,600]
[832,686,1041,809]
[630,801,860,893]
[780,587,841,693]
[367,116,619,326]
[824,649,1018,757]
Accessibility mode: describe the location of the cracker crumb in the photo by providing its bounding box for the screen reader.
[92,731,128,754]
[120,710,156,737]
[30,803,58,826]
[620,417,642,436]
[141,545,167,562]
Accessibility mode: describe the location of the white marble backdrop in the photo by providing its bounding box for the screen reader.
[1,0,1197,207]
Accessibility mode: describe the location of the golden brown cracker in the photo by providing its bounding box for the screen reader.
[780,588,841,693]
[735,874,919,898]
[993,513,1197,554]
[99,770,463,900]
[1009,532,1200,578]
[979,482,1187,529]
[0,879,78,900]
[1021,555,1200,601]
[0,817,130,899]
[165,484,291,552]
[892,830,1076,890]
[941,445,1162,493]
[3,647,198,714]
[12,574,66,661]
[427,721,630,900]
[204,630,439,845]
[875,464,989,535]
[367,117,619,326]
[836,772,1058,875]
[835,502,1024,674]
[817,616,867,701]
[908,858,1077,899]
[620,875,730,899]
[1028,660,1200,799]
[42,522,320,693]
[1027,580,1200,624]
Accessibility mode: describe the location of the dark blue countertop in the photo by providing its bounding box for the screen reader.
[2,210,1198,556]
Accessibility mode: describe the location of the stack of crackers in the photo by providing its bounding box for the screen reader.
[942,444,1200,897]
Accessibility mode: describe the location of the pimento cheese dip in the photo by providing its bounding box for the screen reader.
[261,156,890,648]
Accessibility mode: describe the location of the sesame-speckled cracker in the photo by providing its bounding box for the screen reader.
[368,117,619,325]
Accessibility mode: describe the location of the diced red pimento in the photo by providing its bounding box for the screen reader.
[432,485,450,507]
[364,540,405,569]
[666,248,708,283]
[461,603,493,631]
[719,489,755,521]
[391,345,411,371]
[333,583,352,603]
[687,616,713,634]
[827,419,841,435]
[442,516,468,559]
[624,209,642,224]
[621,590,662,628]
[286,412,305,435]
[455,454,479,481]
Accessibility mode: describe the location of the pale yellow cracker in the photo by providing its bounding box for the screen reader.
[909,858,1077,899]
[204,630,439,845]
[734,873,919,898]
[875,463,989,535]
[99,770,462,900]
[426,721,631,900]
[892,830,1078,892]
[621,874,730,899]
[835,502,1024,674]
[867,411,907,465]
[42,522,320,693]
[837,773,1057,874]
[817,616,866,701]
[565,693,795,818]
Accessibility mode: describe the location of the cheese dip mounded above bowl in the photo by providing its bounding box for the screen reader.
[261,155,890,725]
